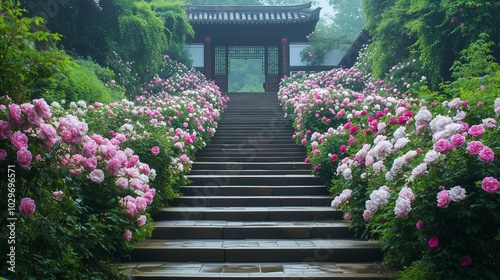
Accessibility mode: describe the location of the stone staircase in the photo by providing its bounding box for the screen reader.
[121,93,393,279]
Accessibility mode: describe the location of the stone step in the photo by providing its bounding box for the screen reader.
[193,156,307,162]
[186,174,319,186]
[155,206,340,221]
[150,220,352,239]
[189,170,311,175]
[204,142,299,147]
[120,262,394,279]
[195,151,306,158]
[180,185,328,197]
[192,162,310,170]
[130,239,383,263]
[172,195,332,207]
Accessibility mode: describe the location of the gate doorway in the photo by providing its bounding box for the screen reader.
[214,45,279,92]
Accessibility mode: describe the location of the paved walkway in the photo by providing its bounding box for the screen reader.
[120,93,394,279]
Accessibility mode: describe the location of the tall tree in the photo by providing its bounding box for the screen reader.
[362,0,500,87]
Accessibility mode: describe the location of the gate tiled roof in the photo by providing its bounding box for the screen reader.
[186,2,321,25]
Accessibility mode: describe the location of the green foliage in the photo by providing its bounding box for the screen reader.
[31,58,125,104]
[0,1,69,103]
[361,0,500,88]
[301,0,364,66]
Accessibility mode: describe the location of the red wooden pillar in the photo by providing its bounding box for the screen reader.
[281,37,289,78]
[204,36,212,80]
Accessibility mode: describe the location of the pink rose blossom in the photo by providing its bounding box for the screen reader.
[136,215,147,226]
[179,154,189,163]
[448,186,467,202]
[481,177,500,193]
[340,145,347,153]
[53,190,64,201]
[331,197,341,209]
[436,189,451,208]
[106,158,122,176]
[32,98,51,120]
[11,131,28,151]
[82,140,98,158]
[38,124,57,147]
[0,149,7,161]
[478,146,495,163]
[399,187,415,202]
[394,198,412,218]
[116,177,129,189]
[451,134,466,148]
[144,189,156,205]
[135,197,148,212]
[434,138,452,153]
[428,236,439,249]
[17,148,32,168]
[151,146,160,155]
[0,120,12,140]
[82,157,97,170]
[459,256,472,268]
[467,141,484,155]
[19,197,36,216]
[89,169,105,183]
[123,229,132,242]
[8,104,23,127]
[468,124,485,138]
[482,118,497,129]
[416,220,425,230]
[363,209,372,221]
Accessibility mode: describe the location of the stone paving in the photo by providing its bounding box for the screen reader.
[121,262,390,278]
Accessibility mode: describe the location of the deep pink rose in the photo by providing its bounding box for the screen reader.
[468,124,485,138]
[436,189,451,208]
[0,120,12,140]
[416,220,425,230]
[123,229,132,242]
[17,148,32,168]
[478,146,495,163]
[19,197,36,216]
[304,157,311,163]
[428,236,439,249]
[459,256,472,268]
[340,145,347,153]
[481,177,500,193]
[467,141,484,155]
[11,131,28,151]
[8,104,23,127]
[0,149,7,161]
[106,158,122,176]
[451,134,466,148]
[89,169,105,183]
[434,138,452,152]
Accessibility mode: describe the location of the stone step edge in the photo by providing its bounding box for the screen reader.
[118,262,395,279]
[157,206,338,213]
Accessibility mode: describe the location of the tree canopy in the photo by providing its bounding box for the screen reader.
[362,0,500,87]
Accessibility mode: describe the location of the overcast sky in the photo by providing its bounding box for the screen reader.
[315,0,335,18]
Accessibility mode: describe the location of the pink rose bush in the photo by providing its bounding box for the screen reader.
[0,59,227,279]
[279,65,500,278]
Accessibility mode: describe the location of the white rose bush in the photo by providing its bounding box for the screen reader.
[0,59,227,279]
[278,46,500,278]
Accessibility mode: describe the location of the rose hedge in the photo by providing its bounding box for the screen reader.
[0,61,228,279]
[278,64,500,278]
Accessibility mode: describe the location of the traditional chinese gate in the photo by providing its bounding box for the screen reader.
[213,46,279,92]
[186,3,321,92]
